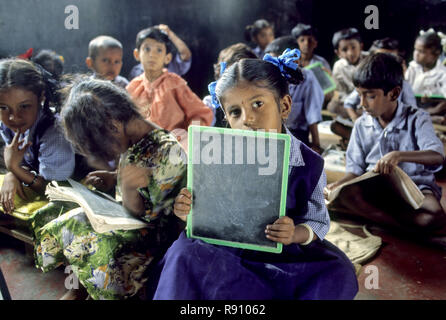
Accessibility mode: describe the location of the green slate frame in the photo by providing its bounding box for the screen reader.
[186,125,290,254]
[305,61,337,94]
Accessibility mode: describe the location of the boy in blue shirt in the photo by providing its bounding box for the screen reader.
[326,53,446,248]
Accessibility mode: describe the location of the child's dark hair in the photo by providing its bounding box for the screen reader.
[32,49,64,80]
[244,19,273,42]
[416,31,442,55]
[61,78,142,164]
[291,23,317,39]
[135,27,173,53]
[352,53,403,95]
[369,37,405,63]
[88,35,123,60]
[332,28,362,50]
[264,36,299,56]
[214,43,258,80]
[215,58,304,108]
[0,58,60,111]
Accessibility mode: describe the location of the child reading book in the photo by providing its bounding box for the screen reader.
[325,53,446,248]
[34,78,187,299]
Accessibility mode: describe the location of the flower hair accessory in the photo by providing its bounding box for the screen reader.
[263,48,301,81]
[17,48,33,60]
[420,28,446,52]
[208,62,227,109]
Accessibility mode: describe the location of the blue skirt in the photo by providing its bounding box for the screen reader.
[149,232,358,300]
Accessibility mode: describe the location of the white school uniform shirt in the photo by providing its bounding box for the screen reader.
[332,52,368,101]
[405,59,446,97]
[346,102,444,199]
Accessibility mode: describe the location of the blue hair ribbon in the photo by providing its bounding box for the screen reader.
[263,48,301,81]
[208,62,227,109]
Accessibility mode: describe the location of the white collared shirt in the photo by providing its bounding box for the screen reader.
[405,59,446,97]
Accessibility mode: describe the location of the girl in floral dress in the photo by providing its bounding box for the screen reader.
[34,78,187,300]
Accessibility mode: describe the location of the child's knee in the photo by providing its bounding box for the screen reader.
[411,210,446,232]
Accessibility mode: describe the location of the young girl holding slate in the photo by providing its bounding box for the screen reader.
[149,49,358,300]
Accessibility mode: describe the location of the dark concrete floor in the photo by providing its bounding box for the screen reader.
[0,233,67,300]
[1,219,445,300]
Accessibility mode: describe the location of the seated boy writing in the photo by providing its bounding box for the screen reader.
[325,53,446,248]
[86,35,129,88]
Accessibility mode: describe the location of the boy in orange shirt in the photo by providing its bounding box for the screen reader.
[127,27,213,139]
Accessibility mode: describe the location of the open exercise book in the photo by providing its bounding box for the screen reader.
[325,166,425,210]
[45,179,147,233]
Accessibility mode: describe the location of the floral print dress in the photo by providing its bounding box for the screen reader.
[33,129,187,300]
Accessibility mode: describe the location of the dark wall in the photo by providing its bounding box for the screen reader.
[1,0,446,97]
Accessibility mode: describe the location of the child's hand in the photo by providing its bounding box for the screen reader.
[173,188,192,221]
[324,182,340,199]
[310,144,323,155]
[4,130,32,171]
[158,24,172,37]
[0,172,26,214]
[321,66,332,77]
[374,151,401,175]
[265,216,296,245]
[85,170,117,192]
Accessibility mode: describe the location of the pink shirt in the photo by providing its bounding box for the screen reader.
[126,71,213,132]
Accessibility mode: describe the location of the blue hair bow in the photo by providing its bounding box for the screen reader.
[208,62,227,109]
[263,48,301,81]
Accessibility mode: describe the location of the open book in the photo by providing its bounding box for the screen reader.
[325,166,425,210]
[45,179,148,233]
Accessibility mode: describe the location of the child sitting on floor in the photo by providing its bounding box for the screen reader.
[85,35,129,89]
[0,58,75,214]
[265,36,324,153]
[203,42,258,127]
[126,26,213,142]
[128,24,192,80]
[332,38,417,144]
[325,53,446,248]
[328,28,368,119]
[32,49,64,81]
[405,31,446,123]
[291,23,331,71]
[244,19,275,59]
[148,49,358,300]
[34,78,187,300]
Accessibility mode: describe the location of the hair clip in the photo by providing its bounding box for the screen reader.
[18,48,33,60]
[208,81,219,109]
[220,61,227,75]
[263,48,300,80]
